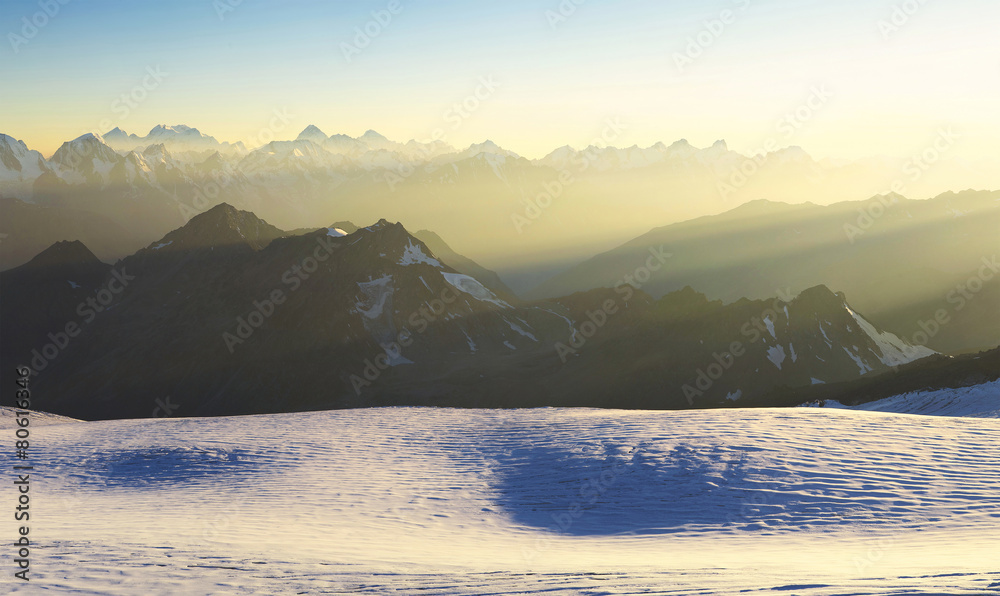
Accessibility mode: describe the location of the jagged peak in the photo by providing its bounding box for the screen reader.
[149,124,197,135]
[791,284,846,308]
[156,203,284,252]
[359,130,390,143]
[298,124,327,138]
[142,143,171,158]
[71,132,106,144]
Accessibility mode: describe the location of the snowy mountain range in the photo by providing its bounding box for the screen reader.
[0,204,946,419]
[3,124,993,271]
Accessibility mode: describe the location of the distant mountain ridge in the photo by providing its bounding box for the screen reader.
[528,191,1000,354]
[0,205,940,419]
[3,126,996,297]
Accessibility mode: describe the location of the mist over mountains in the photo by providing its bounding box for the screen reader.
[1,203,964,419]
[3,124,997,366]
[3,125,996,293]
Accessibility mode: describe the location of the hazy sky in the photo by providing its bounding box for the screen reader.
[3,0,998,159]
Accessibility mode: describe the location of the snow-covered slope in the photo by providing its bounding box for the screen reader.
[816,379,1000,418]
[0,406,80,427]
[4,407,998,594]
[0,134,50,200]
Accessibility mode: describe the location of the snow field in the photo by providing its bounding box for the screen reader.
[3,406,999,594]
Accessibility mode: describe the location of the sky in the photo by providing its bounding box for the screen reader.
[2,0,999,160]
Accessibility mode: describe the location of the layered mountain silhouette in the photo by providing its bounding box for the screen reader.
[1,204,942,420]
[4,126,996,297]
[528,191,1000,354]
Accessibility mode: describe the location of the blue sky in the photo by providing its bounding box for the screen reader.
[3,0,998,159]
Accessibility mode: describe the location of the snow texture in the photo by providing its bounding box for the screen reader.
[398,240,442,267]
[3,406,998,594]
[442,272,511,309]
[845,305,936,366]
[766,345,786,370]
[820,379,1000,418]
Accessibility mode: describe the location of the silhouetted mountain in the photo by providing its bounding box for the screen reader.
[0,209,940,419]
[413,229,516,300]
[756,347,1000,409]
[0,240,113,382]
[528,191,1000,354]
[0,197,145,270]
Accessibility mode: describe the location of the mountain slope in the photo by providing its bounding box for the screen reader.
[2,205,566,418]
[0,239,113,379]
[0,206,937,418]
[528,191,1000,354]
[0,133,51,199]
[0,197,146,271]
[518,284,935,409]
[413,229,517,300]
[760,346,1000,410]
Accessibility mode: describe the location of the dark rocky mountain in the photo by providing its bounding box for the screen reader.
[412,229,516,301]
[10,128,996,300]
[0,205,939,419]
[528,190,1000,354]
[754,346,1000,409]
[0,240,113,381]
[0,197,146,270]
[522,283,935,409]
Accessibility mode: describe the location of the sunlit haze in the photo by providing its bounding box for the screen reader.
[4,0,999,161]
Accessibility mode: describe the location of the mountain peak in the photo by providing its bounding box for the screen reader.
[142,143,171,158]
[360,129,388,141]
[104,127,129,138]
[297,125,327,141]
[792,284,845,310]
[71,132,106,144]
[150,124,195,135]
[25,240,102,270]
[50,133,117,167]
[158,204,284,252]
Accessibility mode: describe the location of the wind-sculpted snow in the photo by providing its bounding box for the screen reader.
[819,379,1000,418]
[81,445,260,488]
[5,407,999,594]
